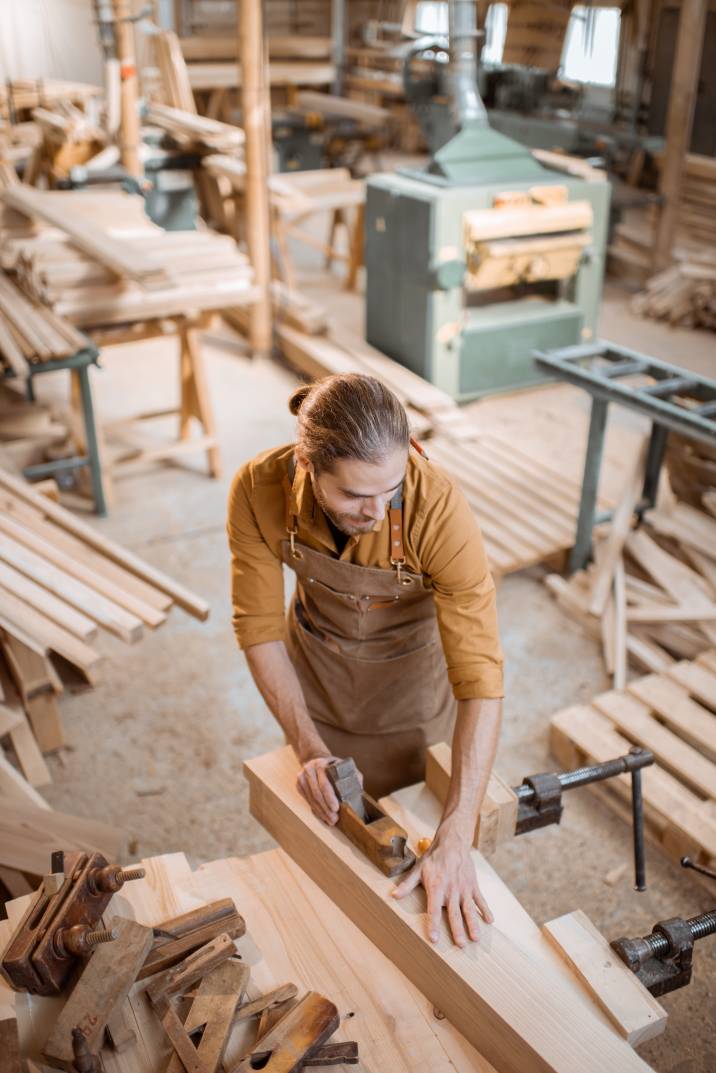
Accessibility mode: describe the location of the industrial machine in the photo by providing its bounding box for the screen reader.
[365,0,611,400]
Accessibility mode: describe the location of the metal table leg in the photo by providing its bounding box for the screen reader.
[77,363,108,517]
[640,423,669,513]
[569,396,609,573]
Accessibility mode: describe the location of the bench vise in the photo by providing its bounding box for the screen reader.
[611,856,716,996]
[1,850,145,995]
[326,758,416,877]
[515,747,654,890]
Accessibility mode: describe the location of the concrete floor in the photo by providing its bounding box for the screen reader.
[14,222,716,1072]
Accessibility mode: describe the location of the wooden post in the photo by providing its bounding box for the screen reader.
[111,0,142,178]
[238,0,273,357]
[652,0,708,270]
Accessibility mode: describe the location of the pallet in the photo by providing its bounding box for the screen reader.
[550,649,716,876]
[427,434,610,579]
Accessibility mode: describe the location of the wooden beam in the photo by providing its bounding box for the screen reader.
[111,0,142,178]
[425,743,518,855]
[244,746,655,1073]
[652,0,709,269]
[542,910,666,1046]
[238,0,272,356]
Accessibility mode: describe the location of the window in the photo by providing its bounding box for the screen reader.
[561,6,621,86]
[482,3,508,64]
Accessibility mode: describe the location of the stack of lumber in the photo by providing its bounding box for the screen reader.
[550,648,716,881]
[654,153,716,246]
[153,30,198,113]
[632,255,716,330]
[545,448,716,687]
[0,465,209,670]
[144,103,243,154]
[666,433,716,507]
[0,271,89,375]
[0,80,100,120]
[0,188,256,328]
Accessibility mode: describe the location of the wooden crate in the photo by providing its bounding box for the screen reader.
[550,649,716,875]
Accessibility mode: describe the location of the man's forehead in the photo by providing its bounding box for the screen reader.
[330,454,407,496]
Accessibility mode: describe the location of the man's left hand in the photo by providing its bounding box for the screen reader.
[391,831,493,947]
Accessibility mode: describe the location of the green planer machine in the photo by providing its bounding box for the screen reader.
[364,1,610,401]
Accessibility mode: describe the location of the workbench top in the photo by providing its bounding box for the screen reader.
[0,847,494,1072]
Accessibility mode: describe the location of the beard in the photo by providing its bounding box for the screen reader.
[311,478,381,537]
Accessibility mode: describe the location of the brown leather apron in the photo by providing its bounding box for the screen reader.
[280,457,456,798]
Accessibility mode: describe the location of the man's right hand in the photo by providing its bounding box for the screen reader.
[297,756,357,826]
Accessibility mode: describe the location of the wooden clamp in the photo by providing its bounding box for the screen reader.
[326,758,416,877]
[229,991,342,1073]
[1,850,145,995]
[138,898,246,980]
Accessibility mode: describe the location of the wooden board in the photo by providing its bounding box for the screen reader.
[425,742,518,855]
[245,746,655,1073]
[542,910,666,1046]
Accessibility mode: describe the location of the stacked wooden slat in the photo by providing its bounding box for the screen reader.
[545,450,716,688]
[144,103,244,154]
[0,272,89,376]
[0,469,208,823]
[550,648,716,881]
[632,257,716,330]
[0,188,257,328]
[0,80,101,120]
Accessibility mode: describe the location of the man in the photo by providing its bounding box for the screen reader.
[228,373,504,947]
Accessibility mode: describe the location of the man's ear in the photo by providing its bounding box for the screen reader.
[295,451,313,475]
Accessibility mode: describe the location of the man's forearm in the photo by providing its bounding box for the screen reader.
[244,640,330,763]
[437,697,503,846]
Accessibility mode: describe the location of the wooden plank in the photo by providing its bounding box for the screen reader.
[425,743,518,855]
[542,911,666,1046]
[0,511,165,629]
[667,658,716,710]
[0,470,209,620]
[0,751,49,810]
[0,799,122,873]
[0,523,146,642]
[589,444,645,616]
[43,917,153,1065]
[1,634,65,753]
[0,561,98,642]
[0,587,102,682]
[628,673,716,759]
[593,689,716,799]
[0,664,50,788]
[626,529,716,645]
[245,746,655,1073]
[1,188,167,286]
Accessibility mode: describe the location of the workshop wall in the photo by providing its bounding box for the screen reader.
[0,0,103,84]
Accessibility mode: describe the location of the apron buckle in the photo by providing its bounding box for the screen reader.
[391,557,413,586]
[289,527,303,560]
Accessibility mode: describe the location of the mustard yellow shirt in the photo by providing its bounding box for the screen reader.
[227,443,504,701]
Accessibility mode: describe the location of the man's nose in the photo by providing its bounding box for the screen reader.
[361,497,385,521]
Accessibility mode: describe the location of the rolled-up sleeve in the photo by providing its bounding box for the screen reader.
[417,478,504,701]
[227,468,286,649]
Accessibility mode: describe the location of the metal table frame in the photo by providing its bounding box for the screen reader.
[4,343,108,516]
[533,340,716,572]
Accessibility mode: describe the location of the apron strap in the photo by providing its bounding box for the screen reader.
[389,483,410,585]
[284,454,302,560]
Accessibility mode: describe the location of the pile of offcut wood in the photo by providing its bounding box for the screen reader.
[0,468,209,796]
[632,255,716,330]
[545,444,716,687]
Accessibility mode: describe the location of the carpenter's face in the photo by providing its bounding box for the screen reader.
[300,448,408,536]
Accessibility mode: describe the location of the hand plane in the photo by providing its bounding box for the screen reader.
[326,758,416,877]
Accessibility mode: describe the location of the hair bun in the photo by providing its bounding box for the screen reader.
[288,385,311,415]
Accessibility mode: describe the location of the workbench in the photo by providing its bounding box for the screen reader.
[0,849,495,1072]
